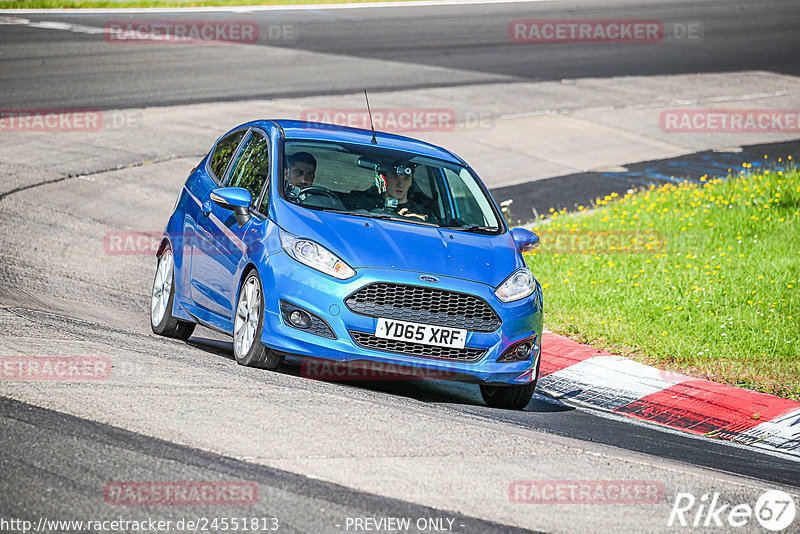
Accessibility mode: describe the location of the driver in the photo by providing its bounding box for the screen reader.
[284,151,317,198]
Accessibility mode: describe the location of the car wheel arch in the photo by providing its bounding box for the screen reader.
[156,237,171,259]
[236,263,260,305]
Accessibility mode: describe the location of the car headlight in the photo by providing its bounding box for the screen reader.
[280,229,356,280]
[495,268,535,302]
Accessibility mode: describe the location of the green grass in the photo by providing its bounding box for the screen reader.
[0,0,414,8]
[523,158,800,400]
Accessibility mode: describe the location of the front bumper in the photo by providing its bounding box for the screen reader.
[258,252,543,385]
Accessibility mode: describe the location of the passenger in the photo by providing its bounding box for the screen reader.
[380,165,436,222]
[339,162,437,222]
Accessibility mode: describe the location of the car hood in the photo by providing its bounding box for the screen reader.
[274,202,524,287]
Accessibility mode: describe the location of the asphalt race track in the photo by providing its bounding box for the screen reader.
[1,0,799,109]
[1,0,800,532]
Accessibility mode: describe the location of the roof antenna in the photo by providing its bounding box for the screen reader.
[364,89,377,144]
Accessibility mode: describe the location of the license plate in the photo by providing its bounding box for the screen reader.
[375,318,467,349]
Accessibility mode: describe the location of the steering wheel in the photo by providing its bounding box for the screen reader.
[298,186,340,202]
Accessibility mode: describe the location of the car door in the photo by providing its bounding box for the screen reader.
[180,128,247,305]
[190,129,271,323]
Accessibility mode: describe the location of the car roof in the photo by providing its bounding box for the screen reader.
[253,119,464,164]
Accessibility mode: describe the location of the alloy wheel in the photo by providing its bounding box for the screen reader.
[234,277,261,357]
[151,249,173,327]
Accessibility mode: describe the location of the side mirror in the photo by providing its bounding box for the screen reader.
[210,187,252,228]
[511,227,539,252]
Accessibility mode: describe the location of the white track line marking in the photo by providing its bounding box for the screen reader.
[0,15,107,34]
[1,0,556,15]
[0,15,28,23]
[29,20,106,34]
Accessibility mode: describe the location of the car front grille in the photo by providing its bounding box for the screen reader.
[349,331,486,363]
[344,283,501,332]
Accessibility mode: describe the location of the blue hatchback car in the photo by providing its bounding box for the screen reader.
[151,120,543,409]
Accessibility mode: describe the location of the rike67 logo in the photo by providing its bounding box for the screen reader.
[669,490,796,531]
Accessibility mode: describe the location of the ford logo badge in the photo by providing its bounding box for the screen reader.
[419,275,439,283]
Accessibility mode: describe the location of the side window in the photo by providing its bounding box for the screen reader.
[258,181,270,214]
[226,132,270,210]
[209,130,247,182]
[444,168,498,227]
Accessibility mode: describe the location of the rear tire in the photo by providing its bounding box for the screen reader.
[151,244,196,341]
[233,270,284,370]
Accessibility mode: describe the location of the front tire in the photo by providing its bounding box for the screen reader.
[233,270,283,370]
[151,244,195,340]
[480,352,540,410]
[480,383,535,410]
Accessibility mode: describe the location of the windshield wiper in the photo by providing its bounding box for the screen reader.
[300,205,440,226]
[372,214,439,226]
[452,224,499,233]
[334,211,438,226]
[293,204,350,214]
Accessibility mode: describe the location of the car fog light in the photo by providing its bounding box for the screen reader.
[289,310,311,328]
[497,335,538,363]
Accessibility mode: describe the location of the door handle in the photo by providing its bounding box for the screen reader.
[201,200,213,217]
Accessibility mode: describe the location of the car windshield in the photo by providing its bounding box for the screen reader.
[281,139,502,232]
